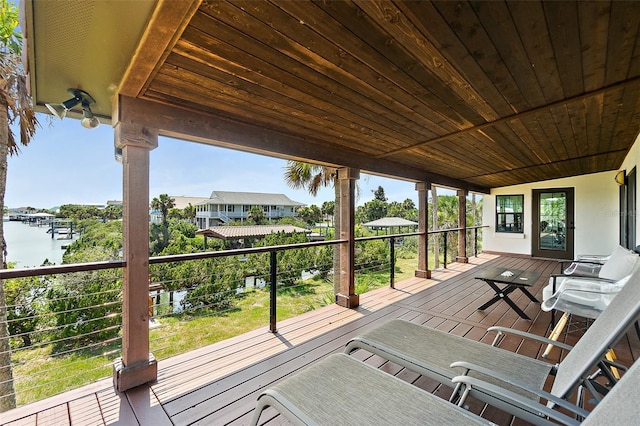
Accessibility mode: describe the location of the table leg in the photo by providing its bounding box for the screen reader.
[478,280,531,320]
[500,289,531,320]
[519,287,540,303]
[477,280,503,310]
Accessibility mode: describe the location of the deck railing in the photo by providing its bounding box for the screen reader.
[0,225,485,407]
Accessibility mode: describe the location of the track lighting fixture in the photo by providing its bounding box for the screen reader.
[45,88,100,129]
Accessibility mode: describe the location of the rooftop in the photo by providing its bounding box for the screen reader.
[201,191,305,207]
[195,224,311,240]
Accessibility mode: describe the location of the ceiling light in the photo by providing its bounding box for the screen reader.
[45,88,100,129]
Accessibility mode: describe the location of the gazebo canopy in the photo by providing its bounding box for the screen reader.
[196,225,310,240]
[363,217,419,228]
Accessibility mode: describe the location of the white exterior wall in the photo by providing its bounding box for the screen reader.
[482,172,619,256]
[483,132,640,256]
[620,134,640,246]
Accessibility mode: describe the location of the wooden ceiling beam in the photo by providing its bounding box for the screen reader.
[465,148,628,181]
[377,75,640,159]
[118,0,202,98]
[113,95,490,194]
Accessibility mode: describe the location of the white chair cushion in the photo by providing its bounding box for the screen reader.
[598,245,638,280]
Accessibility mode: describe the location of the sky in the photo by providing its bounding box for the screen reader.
[6,113,438,210]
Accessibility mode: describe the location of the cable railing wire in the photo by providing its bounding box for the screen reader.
[0,227,485,406]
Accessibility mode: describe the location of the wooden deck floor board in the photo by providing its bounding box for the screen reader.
[2,254,639,426]
[166,305,412,422]
[67,394,102,425]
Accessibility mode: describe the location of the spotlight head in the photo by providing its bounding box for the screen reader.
[45,102,69,119]
[81,104,100,129]
[81,116,100,129]
[44,88,99,128]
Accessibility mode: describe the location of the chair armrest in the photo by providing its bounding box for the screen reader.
[602,358,629,373]
[451,361,550,397]
[488,326,574,351]
[451,375,586,426]
[556,259,607,278]
[548,275,617,295]
[548,274,615,282]
[565,259,605,266]
[451,362,590,418]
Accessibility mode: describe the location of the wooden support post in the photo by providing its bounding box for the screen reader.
[335,168,359,308]
[113,121,159,392]
[415,182,431,278]
[456,189,469,263]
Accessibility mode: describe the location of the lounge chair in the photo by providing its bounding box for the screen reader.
[341,266,640,424]
[540,246,640,357]
[250,347,640,426]
[540,274,632,320]
[558,245,640,277]
[249,353,493,426]
[542,245,640,307]
[559,251,611,277]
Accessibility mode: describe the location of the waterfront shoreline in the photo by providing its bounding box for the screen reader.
[4,221,76,267]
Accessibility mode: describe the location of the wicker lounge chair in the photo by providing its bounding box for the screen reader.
[341,266,640,424]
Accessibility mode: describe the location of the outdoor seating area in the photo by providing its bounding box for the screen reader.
[2,253,639,425]
[8,1,640,425]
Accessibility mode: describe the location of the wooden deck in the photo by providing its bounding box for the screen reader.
[2,253,639,425]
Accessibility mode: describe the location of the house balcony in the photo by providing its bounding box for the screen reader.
[13,2,640,424]
[2,252,638,425]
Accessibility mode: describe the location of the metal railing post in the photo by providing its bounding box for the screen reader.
[389,236,395,288]
[475,228,479,257]
[443,231,448,268]
[269,251,277,333]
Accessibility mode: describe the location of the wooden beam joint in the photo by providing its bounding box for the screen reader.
[114,121,159,150]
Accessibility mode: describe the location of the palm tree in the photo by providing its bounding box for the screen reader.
[248,206,265,225]
[0,1,39,411]
[151,194,175,249]
[283,161,341,293]
[321,201,334,227]
[151,194,175,227]
[183,203,196,225]
[283,162,336,197]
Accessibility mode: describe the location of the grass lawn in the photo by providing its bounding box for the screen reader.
[12,253,437,406]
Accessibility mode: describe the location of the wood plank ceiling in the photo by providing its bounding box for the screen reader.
[30,1,640,192]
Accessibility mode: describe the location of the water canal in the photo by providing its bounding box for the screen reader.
[4,220,76,268]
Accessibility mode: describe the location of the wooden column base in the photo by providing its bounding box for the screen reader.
[113,353,157,392]
[414,269,431,279]
[456,256,469,263]
[336,293,359,308]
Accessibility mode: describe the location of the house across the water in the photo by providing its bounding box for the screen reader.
[193,191,306,228]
